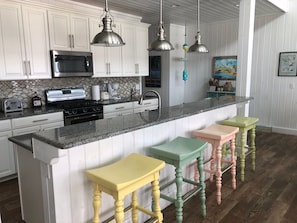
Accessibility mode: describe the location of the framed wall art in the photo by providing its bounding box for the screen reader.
[278,52,297,76]
[145,56,161,88]
[212,56,237,80]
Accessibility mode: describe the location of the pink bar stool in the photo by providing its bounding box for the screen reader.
[193,124,239,205]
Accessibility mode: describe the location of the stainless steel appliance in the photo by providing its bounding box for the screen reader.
[0,98,23,113]
[50,50,93,77]
[45,88,103,125]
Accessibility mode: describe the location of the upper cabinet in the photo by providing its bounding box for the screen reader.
[48,10,90,52]
[0,3,51,80]
[121,22,149,76]
[90,17,122,77]
[90,18,149,77]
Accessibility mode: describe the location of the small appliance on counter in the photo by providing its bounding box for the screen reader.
[0,98,23,113]
[100,81,110,100]
[32,92,42,108]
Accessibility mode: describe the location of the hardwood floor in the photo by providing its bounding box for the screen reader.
[1,131,297,223]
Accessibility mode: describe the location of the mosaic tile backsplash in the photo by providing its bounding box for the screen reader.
[0,77,141,108]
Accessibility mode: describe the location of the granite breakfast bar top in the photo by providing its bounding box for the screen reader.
[14,96,251,151]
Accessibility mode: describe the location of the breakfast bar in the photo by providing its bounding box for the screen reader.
[10,96,251,223]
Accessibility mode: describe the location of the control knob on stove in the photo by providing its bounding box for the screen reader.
[71,109,77,115]
[83,108,88,113]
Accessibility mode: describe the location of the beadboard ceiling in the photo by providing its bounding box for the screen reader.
[70,0,284,25]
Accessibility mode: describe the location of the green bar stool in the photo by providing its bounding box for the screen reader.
[149,137,208,223]
[220,116,259,181]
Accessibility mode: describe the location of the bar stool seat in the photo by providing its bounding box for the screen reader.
[220,116,259,181]
[193,124,239,205]
[149,136,208,223]
[85,153,165,223]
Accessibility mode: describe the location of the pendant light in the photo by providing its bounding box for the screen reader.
[188,0,209,53]
[91,0,125,47]
[148,0,174,51]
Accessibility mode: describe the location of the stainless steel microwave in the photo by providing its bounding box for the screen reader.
[50,50,93,77]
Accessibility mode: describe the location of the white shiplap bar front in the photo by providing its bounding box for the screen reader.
[33,104,238,223]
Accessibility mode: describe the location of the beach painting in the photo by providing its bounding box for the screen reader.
[213,56,237,80]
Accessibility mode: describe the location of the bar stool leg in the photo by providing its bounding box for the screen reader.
[197,156,206,217]
[175,167,183,223]
[230,138,237,190]
[92,184,101,223]
[151,179,163,223]
[210,145,216,182]
[115,199,124,223]
[131,192,138,223]
[216,144,222,205]
[240,131,246,181]
[251,126,256,171]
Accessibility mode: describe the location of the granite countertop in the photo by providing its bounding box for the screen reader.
[9,133,33,152]
[23,96,251,150]
[0,107,63,121]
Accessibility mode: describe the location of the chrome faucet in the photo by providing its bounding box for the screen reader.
[139,90,161,110]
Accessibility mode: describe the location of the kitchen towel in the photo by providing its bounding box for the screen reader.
[91,85,100,101]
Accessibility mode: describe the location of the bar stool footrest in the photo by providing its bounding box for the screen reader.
[160,178,202,204]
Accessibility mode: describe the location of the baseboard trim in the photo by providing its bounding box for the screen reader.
[256,125,272,133]
[271,127,297,136]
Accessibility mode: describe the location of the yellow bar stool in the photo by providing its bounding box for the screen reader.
[220,116,259,181]
[149,137,208,223]
[193,124,239,205]
[85,153,165,223]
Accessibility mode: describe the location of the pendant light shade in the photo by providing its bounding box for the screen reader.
[91,0,125,47]
[148,0,174,51]
[188,0,208,53]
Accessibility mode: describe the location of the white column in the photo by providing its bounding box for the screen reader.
[236,0,256,116]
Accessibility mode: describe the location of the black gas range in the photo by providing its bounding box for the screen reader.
[45,88,103,126]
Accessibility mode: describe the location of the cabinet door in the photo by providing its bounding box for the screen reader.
[0,130,15,178]
[71,14,90,52]
[121,23,135,76]
[135,26,149,76]
[48,10,90,52]
[120,22,149,77]
[48,10,72,50]
[0,3,26,80]
[22,6,51,79]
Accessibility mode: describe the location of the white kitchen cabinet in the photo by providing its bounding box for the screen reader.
[0,3,51,80]
[133,98,158,113]
[103,102,133,119]
[121,23,149,76]
[103,99,158,119]
[12,112,64,133]
[90,17,122,77]
[48,10,90,52]
[0,120,15,178]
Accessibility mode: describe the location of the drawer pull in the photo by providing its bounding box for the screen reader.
[33,119,48,123]
[115,107,125,110]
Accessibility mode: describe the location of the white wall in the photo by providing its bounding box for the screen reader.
[184,0,297,134]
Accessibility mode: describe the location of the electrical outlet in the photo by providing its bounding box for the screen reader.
[289,83,295,89]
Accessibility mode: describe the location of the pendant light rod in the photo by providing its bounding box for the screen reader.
[197,0,200,31]
[105,0,108,12]
[160,0,163,24]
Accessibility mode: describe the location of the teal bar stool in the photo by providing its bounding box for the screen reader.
[220,116,259,181]
[149,137,208,223]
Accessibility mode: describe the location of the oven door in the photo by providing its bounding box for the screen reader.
[64,113,103,126]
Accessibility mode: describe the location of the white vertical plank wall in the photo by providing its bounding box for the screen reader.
[185,0,297,134]
[37,104,237,223]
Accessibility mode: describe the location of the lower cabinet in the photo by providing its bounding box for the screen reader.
[0,120,15,179]
[103,99,159,119]
[0,112,64,180]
